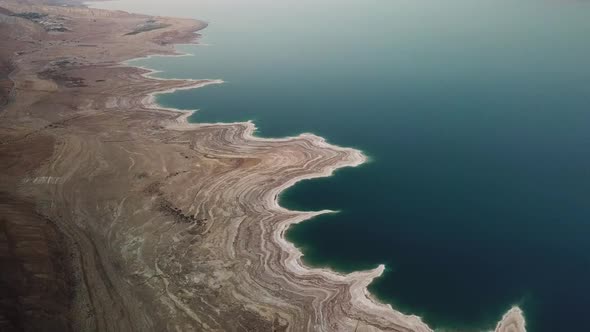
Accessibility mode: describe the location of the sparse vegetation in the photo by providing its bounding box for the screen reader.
[125,19,170,35]
[11,12,69,32]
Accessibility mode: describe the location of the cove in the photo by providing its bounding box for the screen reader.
[92,0,590,330]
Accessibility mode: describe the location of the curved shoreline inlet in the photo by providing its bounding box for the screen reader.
[3,0,588,331]
[123,4,528,332]
[118,1,590,331]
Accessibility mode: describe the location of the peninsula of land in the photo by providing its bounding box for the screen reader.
[0,1,526,331]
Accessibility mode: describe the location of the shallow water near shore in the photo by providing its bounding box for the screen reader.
[92,0,590,330]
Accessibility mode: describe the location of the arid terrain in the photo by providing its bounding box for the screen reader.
[0,1,526,331]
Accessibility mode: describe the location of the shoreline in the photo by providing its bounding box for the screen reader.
[127,10,525,332]
[128,22,438,331]
[0,0,527,330]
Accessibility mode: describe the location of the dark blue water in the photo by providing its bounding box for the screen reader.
[94,0,590,330]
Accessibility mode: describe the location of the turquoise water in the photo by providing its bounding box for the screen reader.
[93,0,590,330]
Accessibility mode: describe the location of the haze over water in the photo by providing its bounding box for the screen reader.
[93,0,590,330]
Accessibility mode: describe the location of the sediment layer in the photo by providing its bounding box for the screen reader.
[0,0,526,331]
